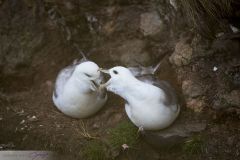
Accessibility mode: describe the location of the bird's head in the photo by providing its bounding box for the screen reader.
[74,61,102,91]
[99,66,135,94]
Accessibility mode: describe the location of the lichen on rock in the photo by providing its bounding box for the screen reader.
[169,41,193,66]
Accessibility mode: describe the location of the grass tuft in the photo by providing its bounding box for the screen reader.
[108,120,138,149]
[82,140,107,160]
[182,135,205,155]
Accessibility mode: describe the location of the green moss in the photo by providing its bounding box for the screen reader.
[182,135,204,155]
[81,121,138,159]
[82,140,107,160]
[108,120,138,149]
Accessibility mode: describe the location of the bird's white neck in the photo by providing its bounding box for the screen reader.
[112,77,160,104]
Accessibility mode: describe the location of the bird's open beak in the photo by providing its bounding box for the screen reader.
[98,68,111,89]
[90,82,97,91]
[99,80,111,89]
[90,76,102,91]
[91,80,99,87]
[99,68,110,74]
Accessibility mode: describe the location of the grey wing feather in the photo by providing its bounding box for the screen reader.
[153,80,178,106]
[128,66,154,77]
[53,59,87,98]
[136,75,156,84]
[128,60,161,76]
[72,58,88,65]
[137,75,178,106]
[128,67,143,77]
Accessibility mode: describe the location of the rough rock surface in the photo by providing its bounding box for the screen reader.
[186,98,206,112]
[169,40,193,66]
[142,112,206,148]
[222,90,240,108]
[116,39,150,66]
[140,11,164,36]
[182,80,205,98]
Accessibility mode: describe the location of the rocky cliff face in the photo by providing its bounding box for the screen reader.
[0,0,240,160]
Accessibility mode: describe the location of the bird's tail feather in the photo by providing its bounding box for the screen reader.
[152,60,162,74]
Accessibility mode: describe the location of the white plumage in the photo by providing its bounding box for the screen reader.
[53,60,107,118]
[101,66,180,130]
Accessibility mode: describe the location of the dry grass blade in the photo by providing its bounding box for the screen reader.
[75,120,98,139]
[180,0,234,38]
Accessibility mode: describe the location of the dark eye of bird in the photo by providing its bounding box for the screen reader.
[113,70,118,74]
[84,73,91,77]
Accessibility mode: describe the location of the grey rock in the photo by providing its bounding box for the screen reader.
[102,6,142,36]
[141,112,206,148]
[140,11,164,36]
[153,122,206,138]
[181,80,206,112]
[222,90,240,107]
[186,98,206,112]
[182,80,204,98]
[110,39,151,66]
[0,32,44,75]
[169,41,193,66]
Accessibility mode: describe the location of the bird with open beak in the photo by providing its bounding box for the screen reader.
[52,60,107,118]
[100,66,180,131]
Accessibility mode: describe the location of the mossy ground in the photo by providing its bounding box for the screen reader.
[107,120,139,150]
[82,120,139,159]
[182,135,205,155]
[82,140,107,160]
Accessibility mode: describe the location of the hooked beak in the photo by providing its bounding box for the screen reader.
[99,68,110,74]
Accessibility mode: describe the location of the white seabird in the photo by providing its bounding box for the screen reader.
[52,59,107,118]
[100,66,180,130]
